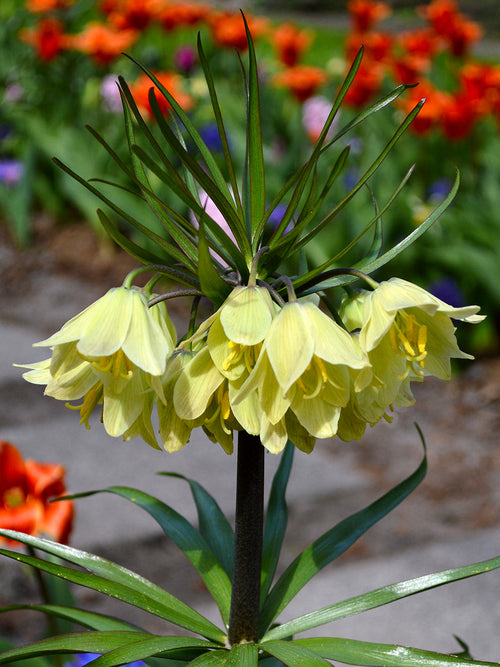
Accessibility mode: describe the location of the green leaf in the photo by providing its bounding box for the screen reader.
[295,637,500,667]
[0,630,155,664]
[197,34,245,225]
[294,165,415,293]
[242,12,265,240]
[262,553,500,641]
[289,98,426,258]
[0,531,225,643]
[160,473,235,580]
[188,649,230,665]
[260,640,330,666]
[227,642,259,666]
[259,443,427,634]
[198,217,233,307]
[261,442,294,601]
[0,637,52,667]
[81,636,220,667]
[266,47,364,248]
[72,486,233,627]
[0,604,144,633]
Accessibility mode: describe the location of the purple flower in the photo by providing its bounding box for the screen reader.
[0,159,23,186]
[199,123,225,153]
[64,654,146,667]
[427,178,452,201]
[100,75,122,113]
[428,277,464,309]
[174,45,197,74]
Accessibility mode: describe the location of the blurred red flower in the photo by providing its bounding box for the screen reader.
[105,0,163,30]
[19,18,69,62]
[273,65,327,103]
[347,0,391,33]
[68,22,137,66]
[0,441,73,546]
[272,23,312,68]
[399,82,449,135]
[128,71,194,118]
[346,30,393,64]
[342,60,384,108]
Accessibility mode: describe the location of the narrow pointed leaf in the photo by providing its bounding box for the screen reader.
[197,34,244,222]
[263,553,500,641]
[259,446,427,633]
[227,642,259,666]
[242,13,265,238]
[84,636,220,667]
[72,486,233,627]
[0,532,224,642]
[160,472,235,579]
[0,637,51,667]
[267,47,364,246]
[0,631,155,664]
[260,640,330,666]
[295,637,500,667]
[198,217,234,307]
[294,165,415,292]
[289,98,426,257]
[261,442,294,601]
[0,604,144,632]
[324,82,416,150]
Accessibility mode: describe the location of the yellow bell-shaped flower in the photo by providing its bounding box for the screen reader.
[19,286,176,440]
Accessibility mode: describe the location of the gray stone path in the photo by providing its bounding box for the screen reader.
[1,275,499,663]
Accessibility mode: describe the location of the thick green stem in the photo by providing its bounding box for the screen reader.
[228,431,265,645]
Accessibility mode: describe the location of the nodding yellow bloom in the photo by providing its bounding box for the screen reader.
[338,278,484,439]
[18,286,176,441]
[344,278,484,382]
[234,300,369,450]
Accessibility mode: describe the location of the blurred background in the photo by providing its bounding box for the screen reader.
[1,0,500,353]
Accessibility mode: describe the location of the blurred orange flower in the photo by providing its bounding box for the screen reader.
[445,15,482,58]
[19,18,70,62]
[128,71,194,118]
[68,22,137,66]
[347,0,391,33]
[26,0,72,12]
[159,1,211,31]
[273,65,327,103]
[398,28,440,58]
[391,53,430,85]
[209,11,268,51]
[272,23,312,68]
[0,441,73,546]
[440,92,480,139]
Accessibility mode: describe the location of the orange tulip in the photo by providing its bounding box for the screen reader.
[209,11,268,52]
[342,60,383,108]
[128,71,194,119]
[0,441,73,546]
[68,22,137,66]
[26,0,72,12]
[105,0,163,30]
[159,1,211,31]
[273,65,327,103]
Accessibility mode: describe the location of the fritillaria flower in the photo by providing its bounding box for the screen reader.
[19,286,176,441]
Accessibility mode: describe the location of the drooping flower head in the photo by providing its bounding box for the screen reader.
[19,286,176,444]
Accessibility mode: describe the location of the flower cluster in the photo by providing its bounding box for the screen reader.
[343,0,500,140]
[19,277,483,455]
[0,440,73,546]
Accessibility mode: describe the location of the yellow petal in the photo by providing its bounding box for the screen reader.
[219,286,274,345]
